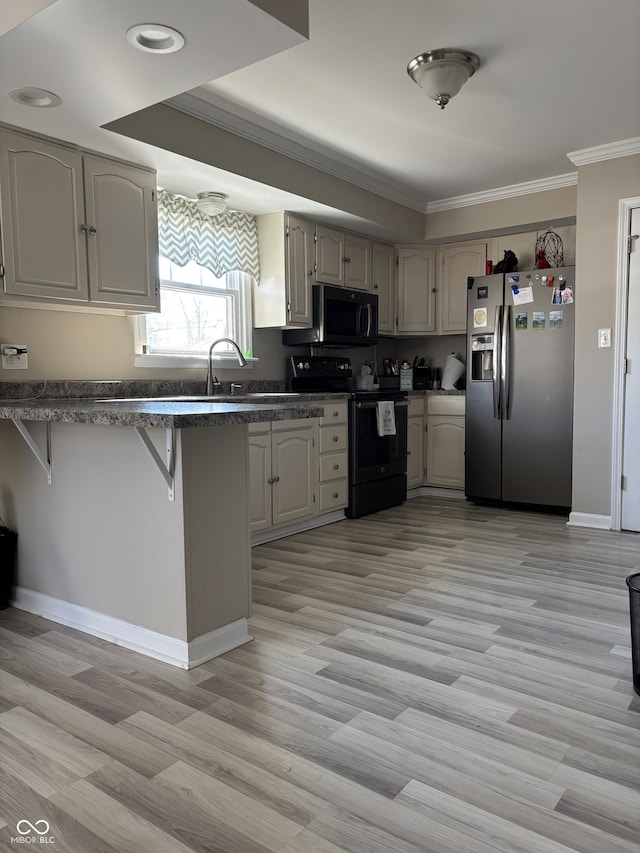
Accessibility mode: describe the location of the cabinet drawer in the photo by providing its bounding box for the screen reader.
[272,417,317,432]
[319,424,347,453]
[318,400,348,425]
[427,395,466,416]
[408,396,425,417]
[319,451,348,482]
[319,480,348,512]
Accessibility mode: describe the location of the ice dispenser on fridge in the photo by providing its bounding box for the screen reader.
[471,334,494,381]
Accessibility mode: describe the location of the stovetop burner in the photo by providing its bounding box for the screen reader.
[286,355,406,400]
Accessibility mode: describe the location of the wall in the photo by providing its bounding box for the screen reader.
[0,305,289,383]
[572,153,640,518]
[106,104,425,243]
[425,185,577,243]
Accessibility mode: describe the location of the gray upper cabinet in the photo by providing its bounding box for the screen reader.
[0,128,159,312]
[372,242,395,334]
[83,155,159,310]
[255,211,313,328]
[315,224,345,286]
[396,246,437,334]
[315,224,372,291]
[343,233,371,291]
[439,241,486,333]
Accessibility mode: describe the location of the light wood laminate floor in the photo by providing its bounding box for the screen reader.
[0,497,639,852]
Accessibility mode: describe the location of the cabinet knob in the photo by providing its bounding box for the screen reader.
[332,435,339,442]
[79,224,87,234]
[333,411,339,417]
[342,256,351,263]
[333,463,340,470]
[333,492,339,499]
[272,475,280,483]
[407,450,412,455]
[88,226,97,235]
[373,284,378,289]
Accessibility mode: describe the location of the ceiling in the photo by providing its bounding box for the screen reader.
[1,0,640,240]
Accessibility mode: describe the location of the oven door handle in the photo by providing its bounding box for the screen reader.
[355,400,409,409]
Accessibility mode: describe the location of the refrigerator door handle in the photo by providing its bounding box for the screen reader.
[502,304,511,419]
[493,305,503,419]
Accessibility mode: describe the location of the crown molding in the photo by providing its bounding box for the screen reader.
[426,173,578,213]
[567,137,640,166]
[166,92,427,212]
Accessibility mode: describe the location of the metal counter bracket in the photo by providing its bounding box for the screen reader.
[134,427,175,501]
[12,418,52,484]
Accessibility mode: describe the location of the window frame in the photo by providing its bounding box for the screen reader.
[134,263,255,369]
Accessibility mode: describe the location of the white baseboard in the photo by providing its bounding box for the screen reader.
[12,587,252,669]
[251,509,345,546]
[567,512,612,530]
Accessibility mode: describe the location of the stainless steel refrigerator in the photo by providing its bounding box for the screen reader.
[465,266,575,509]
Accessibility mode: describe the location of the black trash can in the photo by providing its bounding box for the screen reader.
[0,525,17,609]
[626,573,640,696]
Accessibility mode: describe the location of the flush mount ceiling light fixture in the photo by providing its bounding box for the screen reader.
[196,192,228,216]
[9,87,62,108]
[126,23,185,54]
[407,48,480,109]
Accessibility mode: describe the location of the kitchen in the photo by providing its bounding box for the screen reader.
[0,1,639,850]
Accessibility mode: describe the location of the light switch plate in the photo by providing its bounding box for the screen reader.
[598,328,611,348]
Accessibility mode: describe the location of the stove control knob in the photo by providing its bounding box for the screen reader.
[304,362,310,369]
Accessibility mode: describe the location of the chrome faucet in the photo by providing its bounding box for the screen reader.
[206,338,248,395]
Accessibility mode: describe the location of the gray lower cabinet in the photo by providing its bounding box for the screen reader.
[248,420,317,533]
[0,126,159,312]
[248,399,349,538]
[425,396,466,488]
[407,394,466,490]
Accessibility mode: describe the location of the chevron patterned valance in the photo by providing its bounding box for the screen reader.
[157,191,260,280]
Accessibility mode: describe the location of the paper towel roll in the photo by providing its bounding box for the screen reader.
[441,354,465,390]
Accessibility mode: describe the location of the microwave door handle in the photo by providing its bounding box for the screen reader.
[357,303,364,336]
[366,303,372,337]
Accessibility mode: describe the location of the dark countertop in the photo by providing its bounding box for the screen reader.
[0,397,324,429]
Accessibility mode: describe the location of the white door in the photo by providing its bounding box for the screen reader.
[621,207,640,530]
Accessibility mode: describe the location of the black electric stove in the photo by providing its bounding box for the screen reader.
[286,356,408,517]
[286,356,406,401]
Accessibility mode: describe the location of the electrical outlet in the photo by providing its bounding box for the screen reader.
[1,344,28,370]
[598,328,612,348]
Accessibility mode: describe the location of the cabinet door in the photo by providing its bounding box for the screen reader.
[344,234,371,291]
[397,247,436,333]
[272,427,316,526]
[248,433,272,533]
[372,243,395,334]
[83,156,159,310]
[0,131,88,301]
[440,242,486,333]
[407,415,426,488]
[315,224,344,285]
[286,214,313,326]
[426,416,465,488]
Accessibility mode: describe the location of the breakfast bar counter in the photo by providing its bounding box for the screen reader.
[0,397,322,668]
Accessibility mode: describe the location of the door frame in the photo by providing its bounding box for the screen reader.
[611,195,640,530]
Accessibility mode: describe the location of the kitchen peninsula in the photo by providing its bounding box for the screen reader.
[0,396,322,668]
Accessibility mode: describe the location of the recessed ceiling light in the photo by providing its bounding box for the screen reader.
[126,23,184,54]
[9,87,62,108]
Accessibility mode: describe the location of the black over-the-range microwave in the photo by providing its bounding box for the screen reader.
[282,284,378,347]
